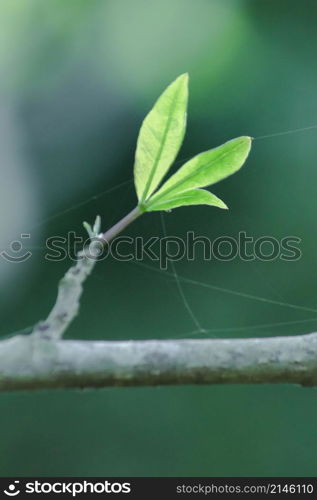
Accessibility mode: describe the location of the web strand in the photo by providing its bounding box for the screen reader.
[160,213,205,333]
[129,260,317,315]
[254,123,317,141]
[29,179,133,232]
[176,317,317,339]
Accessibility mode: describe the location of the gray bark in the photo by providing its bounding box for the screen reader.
[1,332,317,391]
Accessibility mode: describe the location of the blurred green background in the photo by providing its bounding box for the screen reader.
[1,0,317,477]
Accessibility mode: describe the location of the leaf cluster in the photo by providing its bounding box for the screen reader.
[133,74,251,213]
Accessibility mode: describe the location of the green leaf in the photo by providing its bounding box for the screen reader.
[134,73,189,203]
[146,136,252,207]
[83,215,101,239]
[146,188,228,211]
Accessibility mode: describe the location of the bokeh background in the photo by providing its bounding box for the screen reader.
[1,0,317,477]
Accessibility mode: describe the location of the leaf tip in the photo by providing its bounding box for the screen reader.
[83,221,92,237]
[216,198,228,210]
[243,135,252,146]
[236,135,252,157]
[175,73,189,87]
[240,135,252,143]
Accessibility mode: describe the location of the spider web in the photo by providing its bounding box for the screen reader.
[6,123,317,338]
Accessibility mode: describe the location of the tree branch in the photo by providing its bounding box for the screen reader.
[31,248,98,341]
[31,217,103,341]
[4,214,316,392]
[1,332,317,391]
[30,211,142,342]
